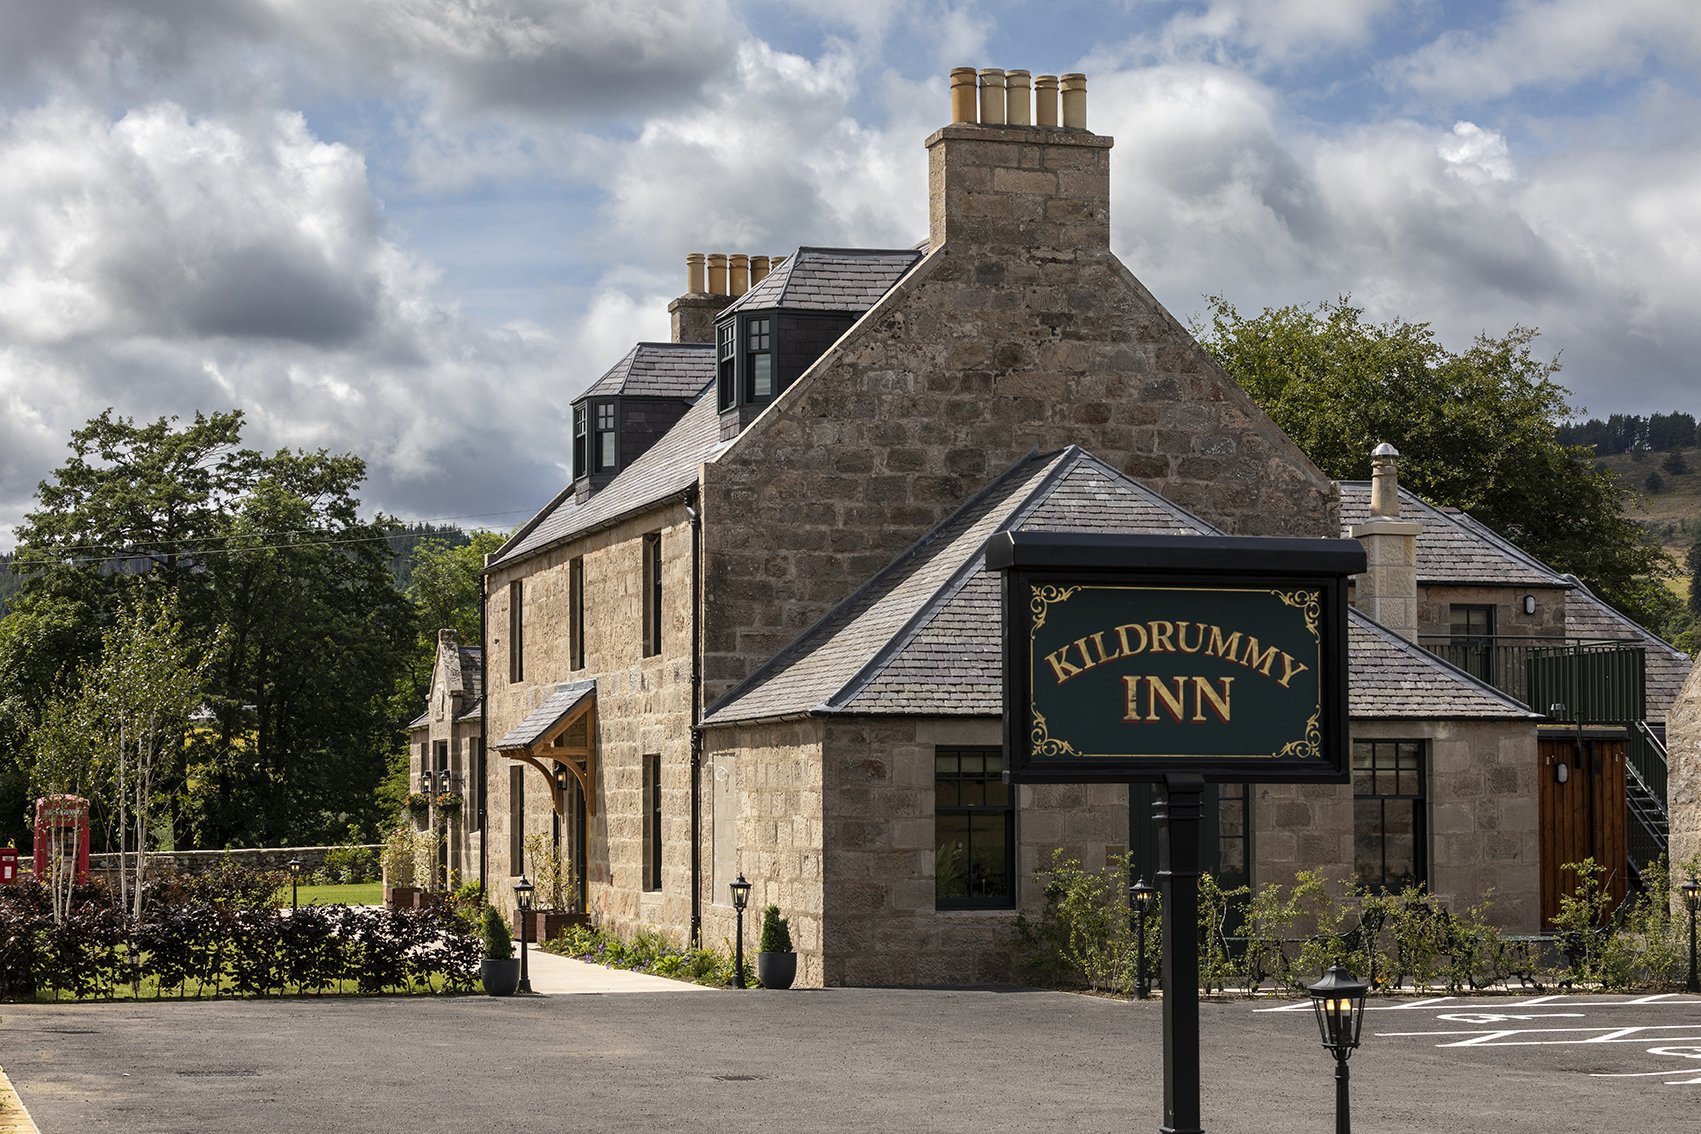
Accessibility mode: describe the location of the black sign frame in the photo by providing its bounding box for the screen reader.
[986,531,1363,785]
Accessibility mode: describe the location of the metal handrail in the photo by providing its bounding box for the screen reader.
[1417,635,1647,724]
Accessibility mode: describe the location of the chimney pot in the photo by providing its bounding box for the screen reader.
[706,253,728,295]
[1061,73,1087,129]
[950,67,978,123]
[730,253,750,297]
[1370,443,1401,518]
[1005,70,1032,125]
[751,255,771,284]
[685,252,706,295]
[1034,74,1059,127]
[978,68,1007,126]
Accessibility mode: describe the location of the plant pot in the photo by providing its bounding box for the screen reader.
[385,885,419,911]
[757,951,797,990]
[480,957,520,996]
[514,909,589,944]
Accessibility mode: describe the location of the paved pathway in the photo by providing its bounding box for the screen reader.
[517,947,715,995]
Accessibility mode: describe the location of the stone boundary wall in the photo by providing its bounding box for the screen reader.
[83,845,379,878]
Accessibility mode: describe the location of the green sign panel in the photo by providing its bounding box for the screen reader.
[988,532,1360,784]
[1029,584,1322,762]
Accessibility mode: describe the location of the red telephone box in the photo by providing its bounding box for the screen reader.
[33,794,91,884]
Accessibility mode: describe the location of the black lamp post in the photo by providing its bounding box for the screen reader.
[1308,960,1370,1134]
[729,873,752,989]
[514,875,534,994]
[287,857,302,911]
[1130,876,1157,1000]
[1683,877,1700,995]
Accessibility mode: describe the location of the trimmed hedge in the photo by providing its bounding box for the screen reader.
[0,866,479,1001]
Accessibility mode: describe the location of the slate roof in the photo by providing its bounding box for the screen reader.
[406,645,484,731]
[492,680,596,750]
[703,449,1531,724]
[577,343,714,402]
[1338,483,1570,587]
[490,389,728,569]
[1563,582,1692,724]
[721,247,924,316]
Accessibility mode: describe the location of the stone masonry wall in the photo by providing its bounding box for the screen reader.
[483,500,697,942]
[820,716,1127,987]
[1256,720,1541,933]
[406,635,482,884]
[1667,659,1701,899]
[1416,583,1568,641]
[698,719,827,986]
[699,123,1335,703]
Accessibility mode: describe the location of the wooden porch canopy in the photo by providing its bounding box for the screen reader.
[491,680,597,816]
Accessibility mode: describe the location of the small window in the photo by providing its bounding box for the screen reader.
[569,556,585,670]
[935,746,1014,908]
[572,404,588,480]
[745,316,773,402]
[468,739,484,833]
[595,403,617,472]
[509,765,525,876]
[507,579,524,683]
[1448,604,1496,682]
[643,753,662,892]
[642,532,662,657]
[716,322,736,412]
[1353,740,1427,890]
[1216,782,1251,893]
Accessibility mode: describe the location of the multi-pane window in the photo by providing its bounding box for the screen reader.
[569,557,585,670]
[509,765,525,876]
[643,753,662,892]
[507,580,524,683]
[642,532,662,657]
[1353,740,1427,890]
[935,746,1014,908]
[745,317,773,402]
[1216,782,1251,893]
[716,322,737,411]
[595,403,617,472]
[572,404,588,479]
[1449,604,1496,682]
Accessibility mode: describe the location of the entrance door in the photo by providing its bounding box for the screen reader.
[1538,736,1628,927]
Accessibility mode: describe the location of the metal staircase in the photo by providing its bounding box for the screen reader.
[1626,720,1670,887]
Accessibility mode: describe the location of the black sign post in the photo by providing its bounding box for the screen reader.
[986,531,1364,1134]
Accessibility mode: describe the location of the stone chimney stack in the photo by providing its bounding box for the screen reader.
[1350,442,1423,641]
[669,251,734,344]
[928,66,1112,254]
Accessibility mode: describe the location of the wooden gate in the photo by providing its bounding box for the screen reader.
[1538,736,1628,927]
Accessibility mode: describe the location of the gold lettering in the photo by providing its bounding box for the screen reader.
[1205,625,1242,661]
[1122,675,1143,722]
[1115,622,1149,657]
[1044,647,1083,684]
[1277,652,1311,689]
[1146,675,1188,722]
[1090,631,1121,666]
[1175,621,1205,654]
[1148,621,1176,653]
[1191,676,1234,722]
[1238,636,1279,676]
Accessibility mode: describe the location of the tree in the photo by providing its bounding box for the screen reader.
[3,410,416,851]
[1646,471,1666,493]
[1662,450,1688,476]
[1198,297,1679,633]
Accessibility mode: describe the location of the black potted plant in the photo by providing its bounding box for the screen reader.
[480,905,520,996]
[756,904,796,990]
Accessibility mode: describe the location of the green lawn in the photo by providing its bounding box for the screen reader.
[278,881,383,907]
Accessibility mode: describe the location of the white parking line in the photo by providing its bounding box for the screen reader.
[1375,1025,1701,1048]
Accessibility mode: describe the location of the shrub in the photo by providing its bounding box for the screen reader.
[758,905,793,953]
[482,906,513,960]
[320,844,378,885]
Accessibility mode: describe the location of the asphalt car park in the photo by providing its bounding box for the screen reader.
[3,987,1697,1133]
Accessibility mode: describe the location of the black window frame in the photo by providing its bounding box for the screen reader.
[468,738,484,833]
[507,579,524,684]
[744,315,773,403]
[1448,604,1496,682]
[572,403,588,480]
[509,764,525,876]
[642,532,662,657]
[716,321,737,412]
[1352,739,1428,890]
[569,556,585,671]
[643,753,662,892]
[934,745,1016,909]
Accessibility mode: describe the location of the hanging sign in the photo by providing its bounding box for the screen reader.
[985,532,1363,784]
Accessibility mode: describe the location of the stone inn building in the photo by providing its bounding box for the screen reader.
[411,68,1690,986]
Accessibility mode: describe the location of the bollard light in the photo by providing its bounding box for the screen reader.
[515,875,535,994]
[1130,876,1157,1000]
[287,857,302,910]
[1308,960,1370,1134]
[730,873,752,989]
[1683,876,1700,995]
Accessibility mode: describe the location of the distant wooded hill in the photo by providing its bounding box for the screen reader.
[1559,411,1699,456]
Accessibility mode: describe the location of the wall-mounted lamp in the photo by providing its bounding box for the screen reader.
[1522,594,1537,616]
[1554,762,1569,784]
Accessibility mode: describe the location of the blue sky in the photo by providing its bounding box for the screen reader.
[2,0,1697,548]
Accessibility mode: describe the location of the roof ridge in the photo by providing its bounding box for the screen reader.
[792,245,926,256]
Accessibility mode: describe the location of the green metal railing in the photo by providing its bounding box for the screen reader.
[1418,635,1647,725]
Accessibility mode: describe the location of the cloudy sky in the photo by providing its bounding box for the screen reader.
[2,0,1698,549]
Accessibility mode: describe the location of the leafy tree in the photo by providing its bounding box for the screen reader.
[1198,297,1679,633]
[2,410,416,851]
[1645,471,1666,493]
[1662,450,1688,476]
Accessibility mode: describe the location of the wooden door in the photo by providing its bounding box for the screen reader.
[1539,736,1628,927]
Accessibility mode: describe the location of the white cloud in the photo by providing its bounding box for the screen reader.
[1390,0,1701,101]
[1439,122,1515,184]
[1139,0,1407,68]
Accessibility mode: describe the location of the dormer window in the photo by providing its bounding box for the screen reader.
[596,403,617,470]
[746,317,773,402]
[716,322,736,412]
[572,398,620,484]
[572,404,589,479]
